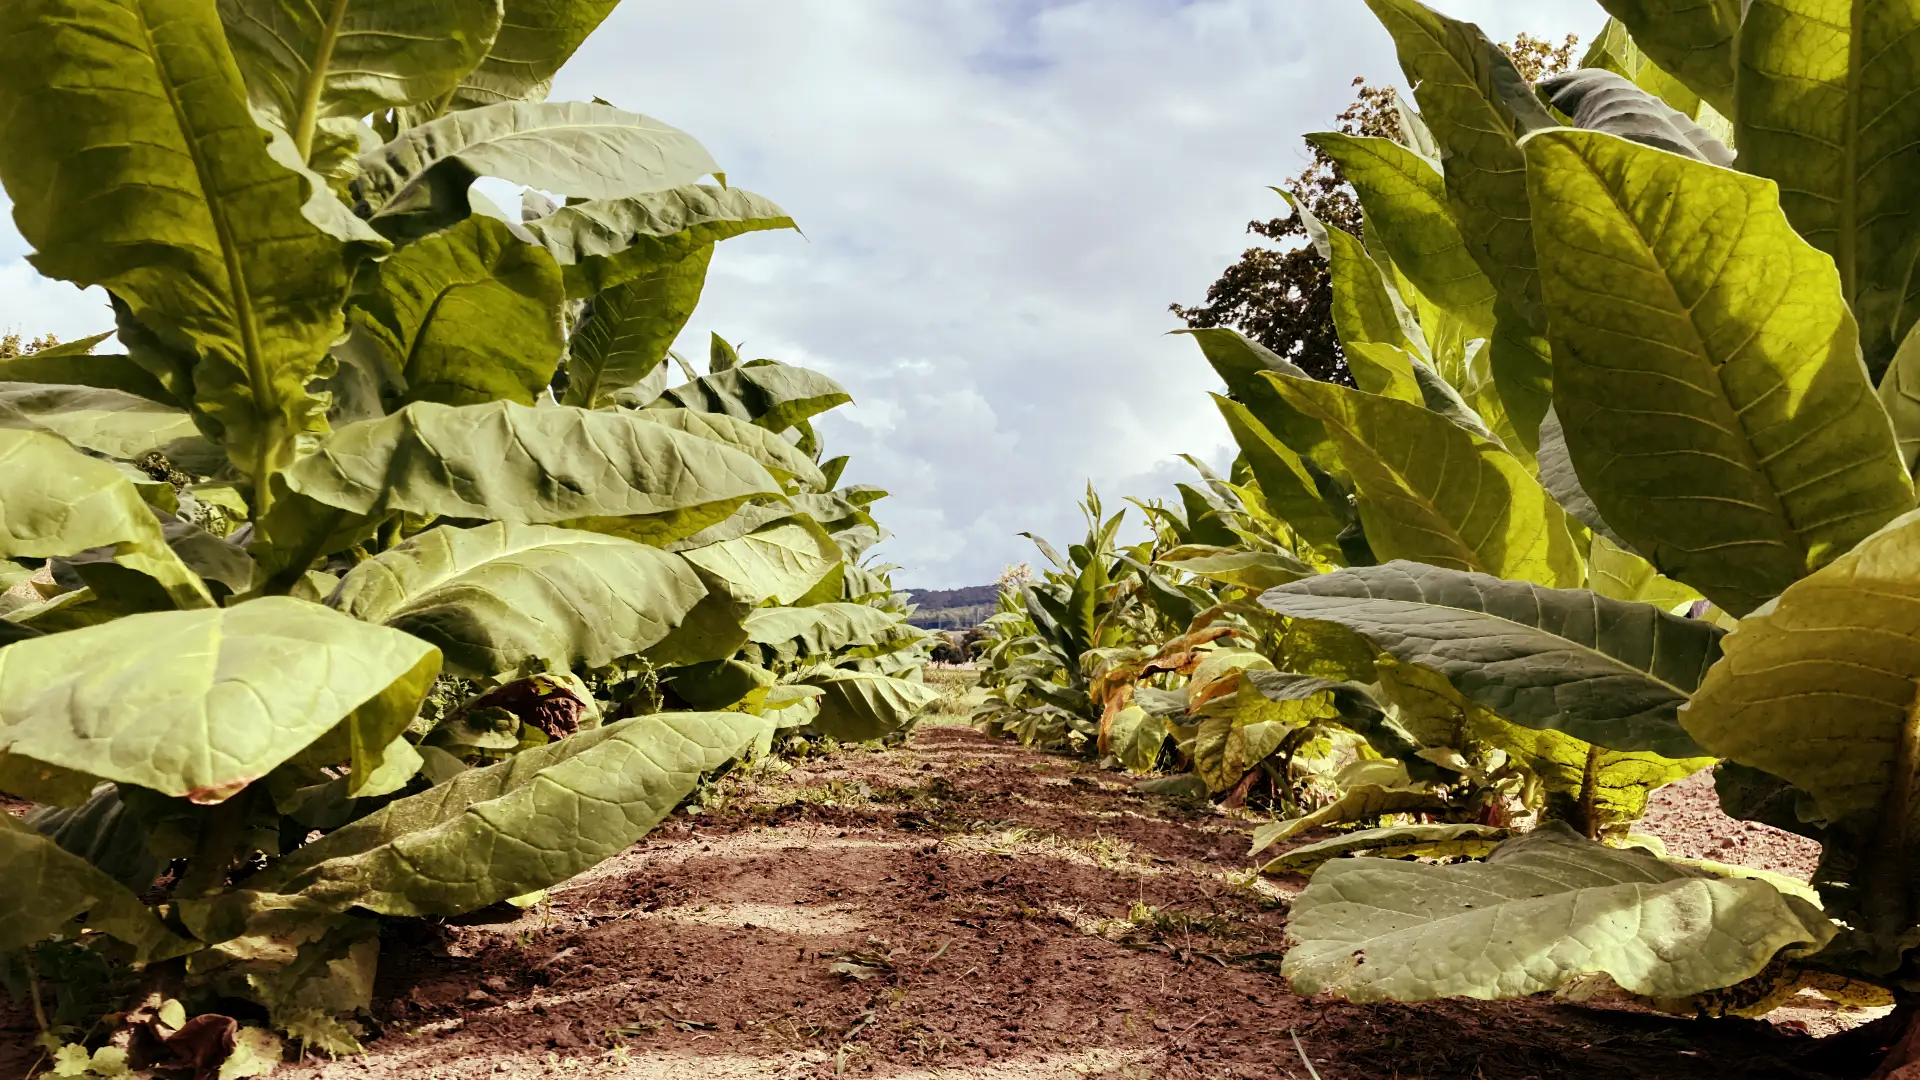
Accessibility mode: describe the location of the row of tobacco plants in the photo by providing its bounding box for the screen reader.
[0,0,938,1074]
[976,0,1920,1059]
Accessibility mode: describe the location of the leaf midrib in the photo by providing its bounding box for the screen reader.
[1559,133,1808,583]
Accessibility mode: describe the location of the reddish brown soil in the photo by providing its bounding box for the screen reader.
[1642,769,1825,880]
[3,727,1891,1079]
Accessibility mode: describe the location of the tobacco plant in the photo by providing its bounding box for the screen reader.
[0,0,934,1064]
[1251,0,1920,1028]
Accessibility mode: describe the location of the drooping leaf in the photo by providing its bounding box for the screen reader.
[348,214,565,409]
[198,711,767,924]
[681,518,842,607]
[1262,562,1719,757]
[1266,374,1583,588]
[1594,0,1741,113]
[447,0,621,109]
[0,382,204,462]
[282,400,782,544]
[0,598,438,805]
[1363,0,1558,331]
[1250,760,1444,850]
[1158,548,1312,592]
[329,523,707,678]
[0,351,176,406]
[1260,823,1509,877]
[1528,129,1912,616]
[803,672,941,743]
[525,184,794,298]
[0,429,212,610]
[1282,822,1835,1002]
[653,364,852,435]
[742,603,923,663]
[1683,509,1920,827]
[1735,0,1920,376]
[356,101,719,219]
[0,813,183,959]
[1538,69,1734,165]
[0,0,386,490]
[216,0,505,161]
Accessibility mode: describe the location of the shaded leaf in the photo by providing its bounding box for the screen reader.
[1262,562,1719,757]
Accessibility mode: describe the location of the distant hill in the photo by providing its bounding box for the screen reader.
[904,585,999,630]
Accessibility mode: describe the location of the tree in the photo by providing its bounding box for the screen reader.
[1171,34,1578,386]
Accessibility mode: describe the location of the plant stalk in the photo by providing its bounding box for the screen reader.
[1576,742,1603,840]
[1864,682,1920,942]
[291,0,351,165]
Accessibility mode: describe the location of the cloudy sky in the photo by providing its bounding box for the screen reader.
[0,0,1598,589]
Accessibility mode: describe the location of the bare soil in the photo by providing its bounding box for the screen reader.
[3,725,1894,1079]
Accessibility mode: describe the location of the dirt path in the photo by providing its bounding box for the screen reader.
[242,724,1879,1080]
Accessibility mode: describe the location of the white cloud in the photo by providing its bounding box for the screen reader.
[0,0,1599,587]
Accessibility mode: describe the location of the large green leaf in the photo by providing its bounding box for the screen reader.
[653,364,853,434]
[1363,0,1558,331]
[356,101,719,217]
[348,214,563,409]
[629,410,827,489]
[1885,324,1920,475]
[0,597,438,804]
[681,518,842,606]
[216,0,504,162]
[329,522,707,678]
[448,0,620,109]
[1307,133,1496,327]
[0,0,386,492]
[282,400,782,543]
[743,603,922,663]
[1282,822,1835,1002]
[1735,0,1920,376]
[1266,373,1583,588]
[1683,510,1920,828]
[199,711,766,924]
[0,382,203,461]
[0,429,212,610]
[1262,562,1719,757]
[525,185,794,299]
[1528,129,1913,617]
[0,813,183,960]
[803,672,941,743]
[562,252,709,409]
[1594,0,1741,113]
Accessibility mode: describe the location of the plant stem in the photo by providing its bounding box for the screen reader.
[291,0,350,164]
[1865,682,1920,941]
[177,797,250,899]
[1576,742,1603,840]
[24,951,48,1034]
